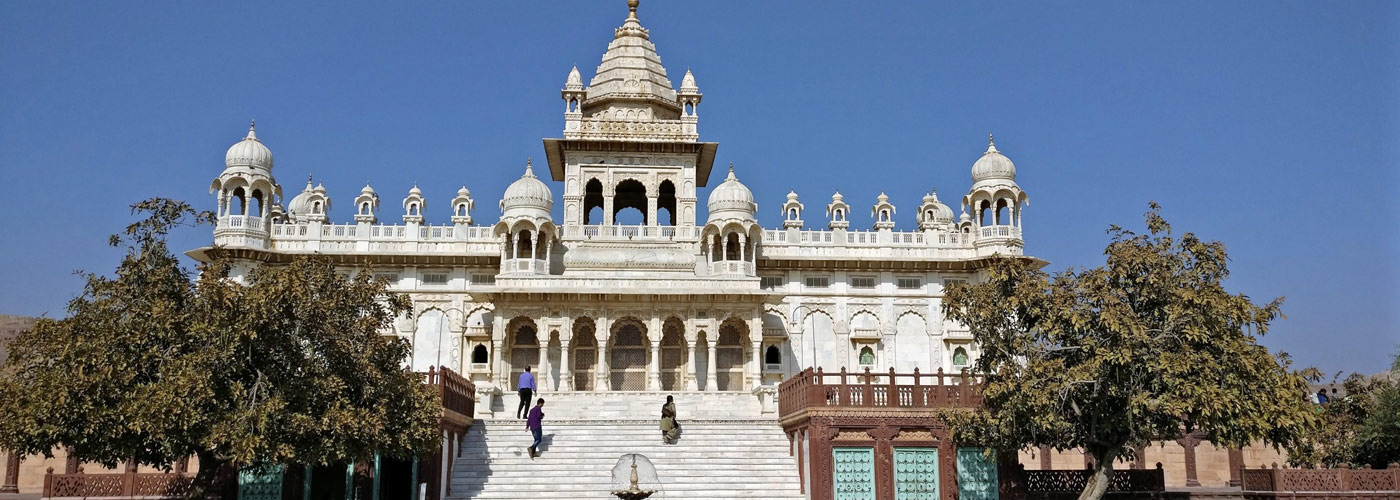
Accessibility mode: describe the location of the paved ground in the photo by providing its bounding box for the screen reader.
[0,493,42,500]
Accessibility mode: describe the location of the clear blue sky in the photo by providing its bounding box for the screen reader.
[1,1,1396,374]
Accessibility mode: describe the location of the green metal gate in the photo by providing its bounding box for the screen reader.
[893,447,939,499]
[832,447,876,500]
[238,465,285,500]
[956,447,999,500]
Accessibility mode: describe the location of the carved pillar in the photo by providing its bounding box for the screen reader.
[706,337,718,392]
[2,450,19,493]
[648,340,662,391]
[646,195,657,226]
[809,419,833,500]
[1177,432,1203,487]
[869,426,899,500]
[751,340,763,390]
[64,448,77,474]
[1227,447,1244,487]
[596,317,610,391]
[603,195,614,226]
[685,339,699,391]
[1038,445,1052,470]
[492,339,505,388]
[559,337,572,392]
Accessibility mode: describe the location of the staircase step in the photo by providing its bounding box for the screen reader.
[447,394,805,500]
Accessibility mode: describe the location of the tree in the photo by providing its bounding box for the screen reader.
[940,203,1319,500]
[1289,353,1400,468]
[0,198,441,497]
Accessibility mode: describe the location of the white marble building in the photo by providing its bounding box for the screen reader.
[193,0,1031,405]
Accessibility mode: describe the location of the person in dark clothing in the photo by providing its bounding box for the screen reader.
[660,395,680,444]
[526,398,545,458]
[517,365,536,419]
[1317,389,1329,404]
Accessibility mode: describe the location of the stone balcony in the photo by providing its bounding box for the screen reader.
[563,115,699,142]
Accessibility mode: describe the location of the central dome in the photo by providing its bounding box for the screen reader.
[225,121,273,171]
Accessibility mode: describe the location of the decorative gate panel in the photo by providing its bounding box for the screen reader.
[715,327,746,391]
[833,447,875,500]
[957,447,999,500]
[237,465,284,500]
[610,323,648,391]
[509,325,540,390]
[893,447,939,499]
[659,321,686,390]
[572,345,595,391]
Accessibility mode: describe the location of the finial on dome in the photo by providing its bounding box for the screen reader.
[628,0,639,17]
[245,119,258,141]
[986,133,998,153]
[524,157,535,177]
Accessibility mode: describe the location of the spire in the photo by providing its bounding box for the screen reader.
[524,157,536,177]
[986,133,998,154]
[726,161,735,180]
[245,119,258,141]
[616,0,648,39]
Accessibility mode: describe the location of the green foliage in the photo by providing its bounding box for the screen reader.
[939,203,1319,499]
[0,198,440,485]
[1289,354,1400,468]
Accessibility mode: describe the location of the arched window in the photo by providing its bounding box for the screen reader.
[764,345,781,365]
[684,102,694,116]
[859,347,875,366]
[471,344,488,364]
[409,203,419,216]
[953,347,968,367]
[725,233,740,261]
[613,179,647,225]
[569,99,579,112]
[456,204,467,217]
[251,190,265,217]
[516,230,533,258]
[835,209,845,221]
[880,209,890,222]
[313,201,322,214]
[583,178,605,225]
[657,180,676,226]
[230,187,247,216]
[361,202,371,215]
[925,210,934,221]
[788,208,797,220]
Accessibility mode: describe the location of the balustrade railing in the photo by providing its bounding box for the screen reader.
[44,467,193,498]
[777,367,982,419]
[565,224,699,240]
[1240,464,1400,492]
[1010,463,1166,493]
[422,366,475,420]
[978,225,1022,239]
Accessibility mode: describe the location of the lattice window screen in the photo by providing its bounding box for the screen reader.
[832,447,875,500]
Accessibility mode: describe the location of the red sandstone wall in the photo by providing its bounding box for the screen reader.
[6,448,199,494]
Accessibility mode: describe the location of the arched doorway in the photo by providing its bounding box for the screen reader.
[716,318,748,391]
[895,313,930,372]
[609,319,649,391]
[659,317,686,391]
[572,318,597,391]
[508,318,539,390]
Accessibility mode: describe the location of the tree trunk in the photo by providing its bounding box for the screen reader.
[1077,454,1114,500]
[189,450,229,500]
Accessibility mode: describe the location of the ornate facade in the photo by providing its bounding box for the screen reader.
[192,0,1033,405]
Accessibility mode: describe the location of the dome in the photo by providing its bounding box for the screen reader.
[457,186,471,197]
[500,160,554,219]
[680,69,699,93]
[564,65,583,91]
[286,179,321,218]
[225,121,273,171]
[360,183,376,196]
[972,134,1016,184]
[408,184,422,196]
[922,192,955,223]
[706,164,756,221]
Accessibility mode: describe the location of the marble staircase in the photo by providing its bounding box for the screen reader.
[447,392,805,500]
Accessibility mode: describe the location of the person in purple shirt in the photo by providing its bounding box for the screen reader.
[516,366,536,419]
[526,398,545,458]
